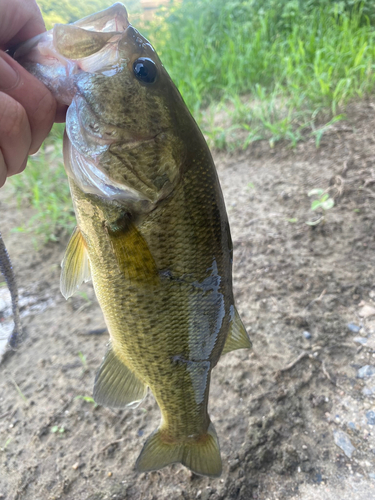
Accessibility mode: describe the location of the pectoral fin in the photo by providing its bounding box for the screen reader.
[106,218,159,286]
[93,345,147,409]
[60,227,91,299]
[222,307,252,355]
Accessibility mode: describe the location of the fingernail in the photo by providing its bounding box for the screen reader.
[0,53,19,90]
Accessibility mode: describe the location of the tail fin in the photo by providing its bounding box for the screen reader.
[136,422,222,477]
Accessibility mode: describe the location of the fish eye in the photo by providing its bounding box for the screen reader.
[133,57,157,84]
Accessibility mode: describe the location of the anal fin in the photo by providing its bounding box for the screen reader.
[60,226,91,299]
[93,345,147,409]
[222,306,252,355]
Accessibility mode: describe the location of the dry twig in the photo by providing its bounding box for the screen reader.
[277,351,310,373]
[97,438,124,455]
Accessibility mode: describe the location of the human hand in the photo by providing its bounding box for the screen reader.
[0,0,66,187]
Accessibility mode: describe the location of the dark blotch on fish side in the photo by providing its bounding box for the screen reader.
[0,232,22,349]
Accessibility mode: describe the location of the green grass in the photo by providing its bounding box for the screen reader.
[146,0,375,148]
[9,124,75,243]
[9,0,375,240]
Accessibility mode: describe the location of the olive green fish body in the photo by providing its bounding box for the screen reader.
[17,3,251,477]
[69,139,233,435]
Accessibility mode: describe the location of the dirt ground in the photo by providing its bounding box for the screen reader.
[1,101,375,500]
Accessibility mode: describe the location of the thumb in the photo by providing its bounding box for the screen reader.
[0,50,56,154]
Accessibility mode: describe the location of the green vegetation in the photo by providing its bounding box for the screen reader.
[11,378,28,403]
[11,125,75,242]
[75,395,98,406]
[306,188,335,225]
[50,425,65,434]
[147,0,375,147]
[37,0,141,28]
[0,437,13,452]
[9,0,375,240]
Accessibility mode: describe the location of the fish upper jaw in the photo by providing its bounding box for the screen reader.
[72,3,129,32]
[14,31,126,107]
[13,3,130,106]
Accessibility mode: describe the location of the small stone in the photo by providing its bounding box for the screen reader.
[72,462,79,470]
[357,365,375,379]
[353,337,368,345]
[315,472,323,484]
[333,429,355,458]
[348,323,361,333]
[107,472,112,477]
[363,387,374,396]
[359,305,375,318]
[366,410,375,425]
[303,331,312,339]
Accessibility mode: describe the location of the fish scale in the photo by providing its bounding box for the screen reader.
[16,2,251,477]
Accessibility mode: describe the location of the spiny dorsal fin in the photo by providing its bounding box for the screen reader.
[222,307,252,355]
[136,422,222,477]
[60,226,91,299]
[93,345,147,409]
[106,218,159,286]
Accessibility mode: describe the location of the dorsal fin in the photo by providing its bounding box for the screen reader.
[60,226,91,299]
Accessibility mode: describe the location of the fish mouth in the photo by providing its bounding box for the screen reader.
[14,3,131,106]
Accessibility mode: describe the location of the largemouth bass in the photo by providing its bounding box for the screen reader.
[15,3,251,477]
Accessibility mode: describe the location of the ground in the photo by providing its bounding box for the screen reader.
[1,101,375,500]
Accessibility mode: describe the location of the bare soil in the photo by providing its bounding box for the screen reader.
[1,101,375,500]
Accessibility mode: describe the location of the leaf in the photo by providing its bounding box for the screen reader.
[306,218,322,226]
[311,200,322,211]
[321,198,334,210]
[75,395,98,406]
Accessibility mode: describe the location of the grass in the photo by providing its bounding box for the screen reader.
[8,0,375,240]
[147,0,375,148]
[9,124,75,243]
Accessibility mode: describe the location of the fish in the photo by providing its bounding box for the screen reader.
[15,2,251,477]
[0,232,22,349]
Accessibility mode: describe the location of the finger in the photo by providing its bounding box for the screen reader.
[0,0,45,49]
[0,150,7,188]
[55,104,68,124]
[0,92,31,177]
[0,51,56,154]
